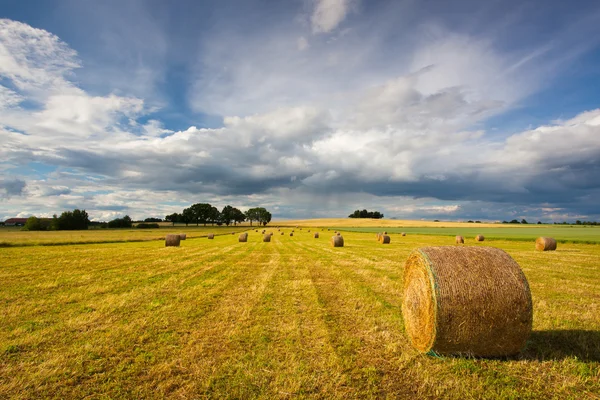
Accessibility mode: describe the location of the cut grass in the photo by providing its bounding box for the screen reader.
[0,229,598,398]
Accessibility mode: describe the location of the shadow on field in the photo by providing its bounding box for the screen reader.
[522,330,600,362]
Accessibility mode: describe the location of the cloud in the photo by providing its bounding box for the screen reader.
[311,0,355,34]
[1,10,600,222]
[0,178,26,198]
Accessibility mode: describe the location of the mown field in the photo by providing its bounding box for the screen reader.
[0,227,599,398]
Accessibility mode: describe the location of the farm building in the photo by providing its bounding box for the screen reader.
[3,218,28,226]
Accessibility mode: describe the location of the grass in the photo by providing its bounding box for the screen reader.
[333,226,600,244]
[0,228,598,398]
[0,226,249,247]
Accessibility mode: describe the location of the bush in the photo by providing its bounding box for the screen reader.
[108,215,133,228]
[21,216,53,231]
[136,223,159,229]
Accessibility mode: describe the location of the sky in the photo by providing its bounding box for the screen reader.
[1,0,600,222]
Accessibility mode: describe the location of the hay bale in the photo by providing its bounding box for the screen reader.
[207,233,214,239]
[383,231,387,235]
[336,232,341,236]
[475,235,484,242]
[290,232,294,237]
[179,233,187,240]
[535,237,557,251]
[402,246,532,357]
[331,235,344,247]
[308,229,311,232]
[165,234,181,247]
[239,233,248,242]
[263,234,271,242]
[380,235,391,244]
[401,232,406,236]
[314,232,319,238]
[255,230,258,232]
[232,232,235,235]
[455,235,464,244]
[281,232,284,235]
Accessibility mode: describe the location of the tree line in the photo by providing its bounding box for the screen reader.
[348,209,384,219]
[165,204,272,226]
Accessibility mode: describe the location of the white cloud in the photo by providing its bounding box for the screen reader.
[311,0,355,34]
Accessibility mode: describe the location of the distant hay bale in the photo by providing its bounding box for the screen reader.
[455,235,464,244]
[281,232,284,235]
[402,246,532,357]
[239,233,248,242]
[383,231,387,235]
[231,232,235,235]
[290,232,294,236]
[207,233,214,239]
[475,235,485,242]
[308,229,311,232]
[331,235,344,247]
[380,235,391,244]
[336,232,341,236]
[263,234,271,242]
[255,230,258,232]
[535,237,557,251]
[314,232,319,238]
[401,232,406,236]
[179,233,187,240]
[165,234,181,247]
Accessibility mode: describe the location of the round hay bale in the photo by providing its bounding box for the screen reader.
[383,231,387,235]
[535,237,557,251]
[255,230,258,232]
[314,232,319,238]
[281,232,284,235]
[207,233,214,239]
[402,246,532,357]
[289,232,294,237]
[238,233,248,242]
[331,235,344,247]
[336,232,341,236]
[308,229,311,232]
[475,235,484,242]
[232,232,235,235]
[263,234,271,242]
[165,234,181,247]
[401,232,406,236]
[179,233,187,240]
[380,235,391,244]
[455,235,464,244]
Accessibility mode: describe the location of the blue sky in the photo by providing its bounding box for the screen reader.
[1,0,600,222]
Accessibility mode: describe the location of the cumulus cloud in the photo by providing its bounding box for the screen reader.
[1,10,600,221]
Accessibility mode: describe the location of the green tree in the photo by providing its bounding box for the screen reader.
[56,209,90,230]
[232,208,245,225]
[108,215,133,228]
[246,207,272,226]
[221,205,234,226]
[22,216,51,231]
[182,207,194,226]
[189,203,213,226]
[165,213,179,226]
[209,206,221,225]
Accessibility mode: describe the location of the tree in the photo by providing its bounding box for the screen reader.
[232,208,245,225]
[165,213,180,226]
[257,208,272,226]
[22,216,52,231]
[509,219,520,224]
[56,209,90,230]
[521,219,528,224]
[108,215,133,228]
[189,203,213,226]
[144,217,162,222]
[348,209,384,219]
[209,206,220,225]
[221,205,234,226]
[182,207,194,226]
[245,208,258,226]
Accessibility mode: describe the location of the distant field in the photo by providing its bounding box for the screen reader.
[333,226,600,244]
[0,228,598,398]
[0,226,248,247]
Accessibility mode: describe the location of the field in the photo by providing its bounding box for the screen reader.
[0,225,599,398]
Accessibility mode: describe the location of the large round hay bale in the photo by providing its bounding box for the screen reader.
[255,230,258,232]
[281,232,284,235]
[402,246,532,357]
[179,233,187,240]
[535,237,557,251]
[207,233,214,239]
[401,232,406,236]
[380,235,391,244]
[336,232,341,236]
[263,234,271,242]
[314,232,319,238]
[239,233,248,242]
[475,235,484,242]
[455,235,464,244]
[165,234,181,247]
[331,235,344,247]
[290,232,294,237]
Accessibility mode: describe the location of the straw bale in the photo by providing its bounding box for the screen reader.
[535,237,557,251]
[165,234,180,247]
